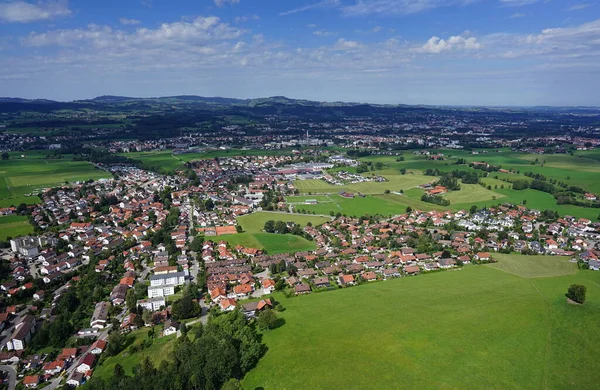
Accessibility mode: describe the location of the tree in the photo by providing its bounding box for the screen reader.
[257,308,278,330]
[406,206,412,213]
[470,205,478,214]
[565,284,586,304]
[222,378,243,390]
[264,220,275,233]
[1,152,8,160]
[274,220,288,234]
[126,289,137,311]
[107,331,126,356]
[189,236,204,252]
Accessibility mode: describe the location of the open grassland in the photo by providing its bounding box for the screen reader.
[294,174,433,195]
[243,260,600,390]
[489,253,577,278]
[0,215,33,240]
[0,152,109,208]
[237,212,330,233]
[288,193,441,217]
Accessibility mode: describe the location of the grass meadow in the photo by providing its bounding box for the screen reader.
[243,257,600,390]
[0,215,33,240]
[0,151,110,208]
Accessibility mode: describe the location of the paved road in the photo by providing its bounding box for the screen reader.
[0,365,16,390]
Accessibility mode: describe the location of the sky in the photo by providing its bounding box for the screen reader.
[0,0,599,106]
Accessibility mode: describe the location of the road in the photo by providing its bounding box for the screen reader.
[0,365,16,390]
[45,308,127,390]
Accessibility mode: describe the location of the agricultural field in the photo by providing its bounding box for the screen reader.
[489,253,578,278]
[0,215,33,241]
[243,259,600,390]
[0,151,110,208]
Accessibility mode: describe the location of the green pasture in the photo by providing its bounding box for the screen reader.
[0,215,33,241]
[0,152,109,208]
[243,258,600,389]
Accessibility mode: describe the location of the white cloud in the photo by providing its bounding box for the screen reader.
[333,38,363,50]
[0,0,71,23]
[313,30,337,37]
[509,12,525,18]
[119,18,141,25]
[280,0,340,16]
[234,15,259,23]
[214,0,240,7]
[22,16,246,47]
[568,3,594,11]
[419,34,482,53]
[342,0,478,16]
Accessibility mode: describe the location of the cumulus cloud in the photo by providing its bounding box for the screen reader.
[333,38,363,50]
[119,18,141,25]
[419,34,482,53]
[0,0,71,23]
[22,16,246,47]
[214,0,240,7]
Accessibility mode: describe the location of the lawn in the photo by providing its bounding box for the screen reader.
[243,261,600,390]
[0,152,110,208]
[0,215,33,241]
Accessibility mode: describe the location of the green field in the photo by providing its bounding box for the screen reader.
[0,152,110,208]
[243,258,600,389]
[287,193,441,217]
[219,232,318,254]
[294,173,433,195]
[237,212,330,233]
[209,212,330,254]
[93,328,177,380]
[0,215,33,241]
[489,253,578,278]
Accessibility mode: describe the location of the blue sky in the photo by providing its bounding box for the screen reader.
[0,0,599,105]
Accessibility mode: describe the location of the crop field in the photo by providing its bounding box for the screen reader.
[0,152,110,208]
[0,215,33,241]
[243,259,600,390]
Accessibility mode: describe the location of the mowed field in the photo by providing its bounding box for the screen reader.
[0,151,110,208]
[243,257,600,390]
[0,215,33,240]
[214,212,331,254]
[287,193,442,217]
[294,173,433,195]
